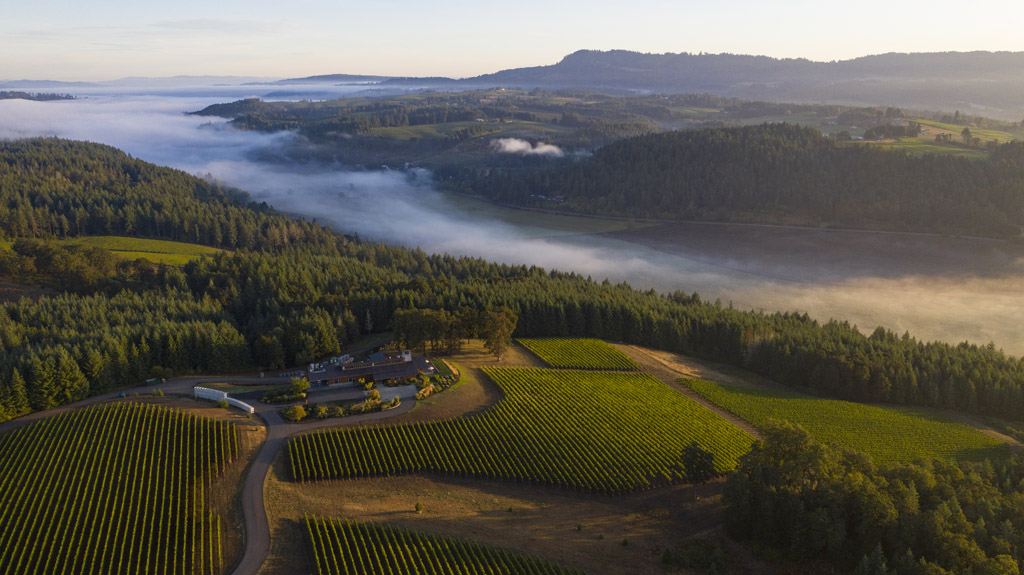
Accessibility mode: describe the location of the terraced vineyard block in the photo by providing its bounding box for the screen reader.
[289,368,753,492]
[516,338,640,370]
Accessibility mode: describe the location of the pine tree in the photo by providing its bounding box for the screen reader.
[6,368,30,415]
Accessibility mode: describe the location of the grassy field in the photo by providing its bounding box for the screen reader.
[305,516,584,575]
[517,338,640,370]
[913,118,1018,143]
[860,138,987,157]
[684,379,1010,465]
[67,236,223,265]
[0,236,223,265]
[289,368,754,492]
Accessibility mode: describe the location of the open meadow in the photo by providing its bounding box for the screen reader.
[0,235,223,266]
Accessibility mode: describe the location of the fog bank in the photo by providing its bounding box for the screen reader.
[3,91,1024,355]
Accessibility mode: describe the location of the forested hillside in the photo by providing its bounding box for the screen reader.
[3,137,1024,428]
[0,138,330,248]
[467,123,1024,237]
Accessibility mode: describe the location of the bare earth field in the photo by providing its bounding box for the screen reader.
[602,222,1024,355]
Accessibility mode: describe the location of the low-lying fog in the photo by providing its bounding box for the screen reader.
[2,89,1024,355]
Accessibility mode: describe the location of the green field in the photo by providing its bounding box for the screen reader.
[684,379,1010,465]
[860,138,987,157]
[289,368,753,492]
[0,402,238,575]
[516,338,640,370]
[67,236,223,265]
[305,516,584,575]
[913,119,1018,143]
[0,236,222,265]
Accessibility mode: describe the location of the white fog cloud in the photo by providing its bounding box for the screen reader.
[491,138,564,157]
[3,90,1024,355]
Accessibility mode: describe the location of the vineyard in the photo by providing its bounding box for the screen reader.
[684,379,1010,465]
[0,402,238,575]
[305,515,585,575]
[516,338,640,370]
[288,367,753,492]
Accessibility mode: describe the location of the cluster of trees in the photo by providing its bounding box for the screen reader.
[391,308,475,356]
[0,289,248,420]
[0,239,171,294]
[391,306,518,359]
[726,422,1024,574]
[864,121,923,140]
[468,123,1024,238]
[0,91,75,101]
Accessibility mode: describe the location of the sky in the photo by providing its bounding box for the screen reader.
[3,0,1024,81]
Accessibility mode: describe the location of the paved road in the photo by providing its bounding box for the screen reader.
[228,394,416,575]
[0,374,417,575]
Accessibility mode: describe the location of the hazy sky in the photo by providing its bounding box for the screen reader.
[3,0,1024,80]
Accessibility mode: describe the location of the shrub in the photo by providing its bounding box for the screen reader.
[282,404,307,422]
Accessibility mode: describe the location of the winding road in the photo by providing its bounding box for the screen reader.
[0,374,419,575]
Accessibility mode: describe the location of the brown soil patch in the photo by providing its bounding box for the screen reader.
[451,338,549,369]
[389,365,502,425]
[264,470,731,575]
[385,340,541,425]
[0,277,57,302]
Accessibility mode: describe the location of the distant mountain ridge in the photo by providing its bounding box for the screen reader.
[374,50,1024,120]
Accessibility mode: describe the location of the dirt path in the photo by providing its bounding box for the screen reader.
[612,344,762,439]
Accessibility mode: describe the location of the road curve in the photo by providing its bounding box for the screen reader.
[228,396,416,575]
[0,374,417,575]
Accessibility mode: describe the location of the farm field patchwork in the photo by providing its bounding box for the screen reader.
[684,379,1010,465]
[0,402,238,575]
[305,516,584,575]
[288,367,753,492]
[516,338,640,370]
